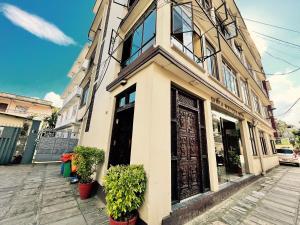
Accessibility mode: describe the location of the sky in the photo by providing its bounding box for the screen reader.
[235,0,300,127]
[0,1,299,127]
[0,0,94,107]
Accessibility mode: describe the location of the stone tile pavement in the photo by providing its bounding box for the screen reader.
[187,166,300,225]
[0,164,109,225]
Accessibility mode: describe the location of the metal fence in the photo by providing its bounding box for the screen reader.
[33,129,79,162]
[0,126,21,165]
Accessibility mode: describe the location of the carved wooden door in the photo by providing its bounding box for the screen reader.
[171,86,210,203]
[177,107,201,199]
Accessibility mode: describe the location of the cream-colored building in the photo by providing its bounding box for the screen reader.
[0,92,53,127]
[55,45,90,136]
[78,0,278,224]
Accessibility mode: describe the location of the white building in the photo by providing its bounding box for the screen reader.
[55,45,90,137]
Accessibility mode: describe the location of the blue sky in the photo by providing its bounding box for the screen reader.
[0,0,94,103]
[0,1,299,126]
[236,0,300,127]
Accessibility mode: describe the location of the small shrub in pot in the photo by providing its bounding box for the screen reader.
[73,146,104,199]
[104,165,147,225]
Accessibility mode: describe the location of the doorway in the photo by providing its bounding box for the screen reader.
[108,86,136,167]
[212,111,243,184]
[171,86,210,203]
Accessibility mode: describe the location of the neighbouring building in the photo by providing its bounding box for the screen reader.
[55,45,90,137]
[77,0,278,224]
[0,92,53,127]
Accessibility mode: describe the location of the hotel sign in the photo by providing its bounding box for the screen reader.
[211,97,244,119]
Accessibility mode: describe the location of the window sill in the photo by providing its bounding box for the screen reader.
[170,40,205,74]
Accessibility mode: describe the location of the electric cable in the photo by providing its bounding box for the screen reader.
[277,97,300,117]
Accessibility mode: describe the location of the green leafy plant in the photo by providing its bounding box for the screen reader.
[228,150,241,167]
[73,146,105,183]
[104,165,147,221]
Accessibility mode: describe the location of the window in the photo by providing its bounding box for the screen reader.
[240,79,250,105]
[196,0,212,13]
[117,88,136,109]
[252,92,261,114]
[222,61,239,96]
[248,122,258,156]
[80,81,90,107]
[121,7,156,67]
[262,106,268,119]
[206,41,218,79]
[172,3,194,57]
[85,84,97,132]
[233,42,243,60]
[259,131,268,155]
[128,0,137,8]
[0,103,8,112]
[15,105,28,113]
[270,138,276,154]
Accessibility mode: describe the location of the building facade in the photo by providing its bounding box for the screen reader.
[0,92,53,127]
[78,0,278,224]
[55,45,90,137]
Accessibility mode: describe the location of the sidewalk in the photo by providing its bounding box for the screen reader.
[0,164,108,225]
[186,166,300,225]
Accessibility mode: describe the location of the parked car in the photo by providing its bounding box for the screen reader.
[277,148,300,167]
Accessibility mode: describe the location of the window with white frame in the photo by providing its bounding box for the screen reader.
[233,42,243,60]
[80,81,90,107]
[240,79,250,105]
[252,92,261,114]
[222,61,239,96]
[206,40,218,79]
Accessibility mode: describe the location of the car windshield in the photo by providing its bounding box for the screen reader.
[276,149,294,154]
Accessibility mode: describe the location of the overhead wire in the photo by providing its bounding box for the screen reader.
[277,97,300,117]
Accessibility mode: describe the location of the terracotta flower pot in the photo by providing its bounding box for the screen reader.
[78,182,93,200]
[109,216,137,225]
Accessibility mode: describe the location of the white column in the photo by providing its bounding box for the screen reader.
[204,99,219,192]
[240,119,255,174]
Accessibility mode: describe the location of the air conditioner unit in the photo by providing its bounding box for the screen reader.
[81,59,90,72]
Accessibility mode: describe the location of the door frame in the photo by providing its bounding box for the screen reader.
[171,84,210,203]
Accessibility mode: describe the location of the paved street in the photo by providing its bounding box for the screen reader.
[0,164,108,225]
[187,166,300,225]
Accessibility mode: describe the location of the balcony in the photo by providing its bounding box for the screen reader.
[55,115,78,130]
[62,86,82,108]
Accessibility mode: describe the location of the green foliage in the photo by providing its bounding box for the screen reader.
[74,146,105,183]
[43,109,58,129]
[104,165,147,221]
[228,150,241,167]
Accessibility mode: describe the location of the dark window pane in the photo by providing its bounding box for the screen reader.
[143,11,156,45]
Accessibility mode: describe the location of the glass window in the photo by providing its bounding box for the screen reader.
[206,41,218,79]
[270,139,276,154]
[277,149,293,154]
[0,103,8,112]
[259,131,268,155]
[240,79,250,106]
[222,61,238,96]
[252,92,261,114]
[129,91,136,103]
[121,8,156,68]
[248,123,258,156]
[119,97,126,108]
[80,82,90,107]
[172,3,194,59]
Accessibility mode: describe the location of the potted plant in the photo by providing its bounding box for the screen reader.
[104,165,147,225]
[228,150,243,176]
[73,146,104,200]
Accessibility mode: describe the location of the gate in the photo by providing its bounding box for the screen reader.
[34,130,79,162]
[0,126,21,165]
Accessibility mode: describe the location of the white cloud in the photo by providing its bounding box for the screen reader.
[0,3,76,46]
[44,92,63,108]
[269,72,300,128]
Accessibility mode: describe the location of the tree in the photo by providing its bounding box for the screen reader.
[43,109,58,129]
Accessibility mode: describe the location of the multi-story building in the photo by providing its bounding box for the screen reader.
[0,92,53,127]
[55,45,90,136]
[78,0,278,224]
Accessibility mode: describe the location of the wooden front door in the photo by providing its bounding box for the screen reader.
[171,86,210,203]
